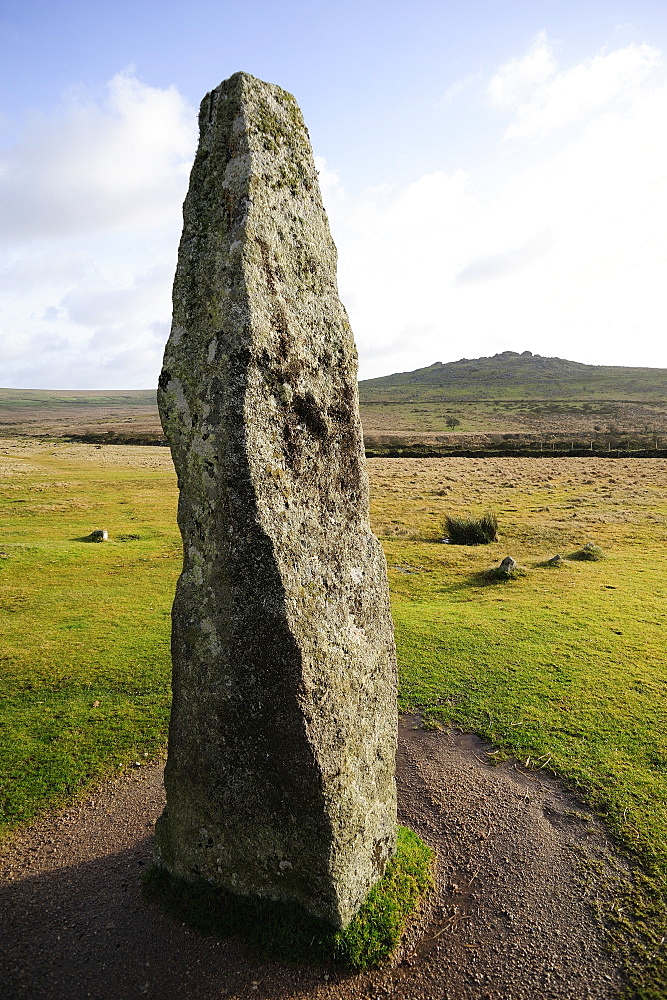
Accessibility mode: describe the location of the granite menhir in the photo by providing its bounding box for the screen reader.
[155,72,397,929]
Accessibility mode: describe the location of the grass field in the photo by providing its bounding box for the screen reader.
[360,397,667,443]
[376,457,667,858]
[1,441,666,992]
[0,441,179,829]
[0,389,162,442]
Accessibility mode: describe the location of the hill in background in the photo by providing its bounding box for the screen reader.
[1,352,667,452]
[358,353,667,452]
[358,351,667,402]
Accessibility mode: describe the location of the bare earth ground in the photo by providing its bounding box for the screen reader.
[0,718,625,1000]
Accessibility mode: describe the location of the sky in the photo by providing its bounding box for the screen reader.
[1,0,667,388]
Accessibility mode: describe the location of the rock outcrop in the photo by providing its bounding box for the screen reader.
[155,72,397,929]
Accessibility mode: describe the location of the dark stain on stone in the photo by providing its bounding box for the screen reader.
[293,391,328,440]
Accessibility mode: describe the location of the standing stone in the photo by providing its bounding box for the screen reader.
[155,72,397,929]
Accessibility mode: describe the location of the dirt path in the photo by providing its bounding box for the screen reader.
[0,719,625,1000]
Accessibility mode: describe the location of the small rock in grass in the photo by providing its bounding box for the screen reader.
[498,556,518,577]
[488,556,527,581]
[546,554,564,567]
[89,529,108,542]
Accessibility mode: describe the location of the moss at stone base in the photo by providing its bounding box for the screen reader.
[337,826,435,969]
[143,825,434,971]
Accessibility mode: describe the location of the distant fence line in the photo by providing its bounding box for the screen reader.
[364,445,667,459]
[10,430,667,459]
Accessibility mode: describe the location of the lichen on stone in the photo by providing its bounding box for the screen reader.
[155,72,398,930]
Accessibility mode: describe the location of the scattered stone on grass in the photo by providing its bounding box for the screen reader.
[497,555,520,578]
[88,529,108,542]
[545,554,564,567]
[471,555,528,585]
[156,71,398,930]
[490,555,527,581]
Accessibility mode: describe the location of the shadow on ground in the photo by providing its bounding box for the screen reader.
[0,721,626,1000]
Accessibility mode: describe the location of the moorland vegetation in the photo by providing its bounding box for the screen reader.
[1,440,666,992]
[4,351,667,454]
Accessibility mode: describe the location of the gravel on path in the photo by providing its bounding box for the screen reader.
[0,718,625,1000]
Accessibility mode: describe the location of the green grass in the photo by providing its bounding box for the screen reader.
[0,388,157,409]
[2,443,667,993]
[393,586,667,871]
[569,541,605,561]
[0,442,179,832]
[143,825,434,971]
[335,826,434,969]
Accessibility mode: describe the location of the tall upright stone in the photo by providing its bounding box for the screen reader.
[155,72,397,929]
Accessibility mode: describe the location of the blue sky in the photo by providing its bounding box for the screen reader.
[1,0,667,387]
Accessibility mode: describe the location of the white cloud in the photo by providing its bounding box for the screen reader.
[0,245,179,387]
[0,71,195,242]
[455,231,554,285]
[321,44,667,380]
[63,263,173,329]
[0,250,88,293]
[489,33,662,139]
[488,31,557,111]
[0,73,196,388]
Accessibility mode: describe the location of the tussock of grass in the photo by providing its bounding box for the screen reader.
[569,542,604,561]
[471,569,528,584]
[143,826,434,971]
[445,511,498,545]
[469,556,528,584]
